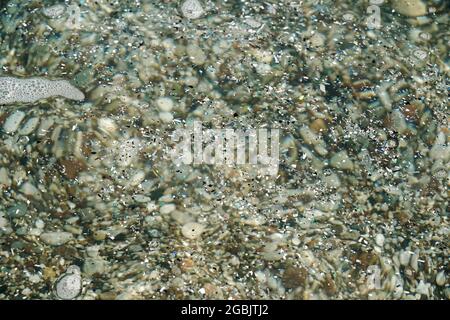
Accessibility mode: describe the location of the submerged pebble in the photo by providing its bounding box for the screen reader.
[330,151,354,170]
[180,0,204,19]
[42,4,66,19]
[3,110,26,133]
[181,222,205,239]
[392,0,427,17]
[0,0,447,301]
[40,232,73,246]
[54,265,82,300]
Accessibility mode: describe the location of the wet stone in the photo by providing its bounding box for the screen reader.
[282,266,308,289]
[54,265,82,300]
[40,232,73,246]
[7,202,27,218]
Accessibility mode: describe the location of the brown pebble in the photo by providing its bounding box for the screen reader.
[401,104,418,121]
[351,79,372,90]
[323,274,337,296]
[98,292,117,300]
[395,210,412,225]
[310,118,327,133]
[204,283,222,298]
[93,230,107,241]
[50,210,72,219]
[53,245,78,259]
[43,267,57,281]
[180,258,195,272]
[282,266,308,289]
[59,158,87,179]
[356,251,378,269]
[306,238,318,248]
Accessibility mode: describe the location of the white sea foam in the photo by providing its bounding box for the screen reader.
[0,77,85,105]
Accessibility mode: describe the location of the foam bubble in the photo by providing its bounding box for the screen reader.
[0,77,85,105]
[42,4,66,19]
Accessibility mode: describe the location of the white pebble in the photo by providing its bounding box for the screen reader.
[21,288,32,296]
[28,228,43,236]
[129,170,146,187]
[42,4,66,18]
[19,117,39,135]
[436,271,446,286]
[391,110,408,134]
[429,133,450,161]
[40,231,73,246]
[392,0,427,17]
[255,271,267,283]
[54,266,82,300]
[97,117,117,135]
[392,275,404,299]
[292,237,301,246]
[255,63,271,75]
[181,0,205,19]
[156,97,174,112]
[160,203,176,214]
[181,222,205,239]
[375,234,385,247]
[309,32,326,47]
[186,44,207,65]
[171,210,192,225]
[159,111,174,123]
[410,250,419,271]
[134,195,151,203]
[330,151,354,170]
[35,219,45,229]
[19,181,40,196]
[399,250,411,266]
[3,110,26,133]
[415,280,430,296]
[0,167,10,186]
[300,126,320,145]
[83,258,107,275]
[323,173,341,188]
[0,217,8,228]
[116,138,141,167]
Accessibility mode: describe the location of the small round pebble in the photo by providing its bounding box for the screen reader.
[42,4,66,18]
[156,97,174,112]
[375,234,385,247]
[436,271,446,286]
[160,203,176,214]
[159,111,174,123]
[181,222,205,239]
[40,231,73,246]
[3,110,26,134]
[181,0,205,19]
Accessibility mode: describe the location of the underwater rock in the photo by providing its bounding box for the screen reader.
[3,110,26,133]
[392,0,427,17]
[54,265,82,300]
[180,0,205,19]
[330,151,354,170]
[42,4,66,19]
[40,232,74,246]
[181,222,205,239]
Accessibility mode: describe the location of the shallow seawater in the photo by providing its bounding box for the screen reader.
[0,0,448,300]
